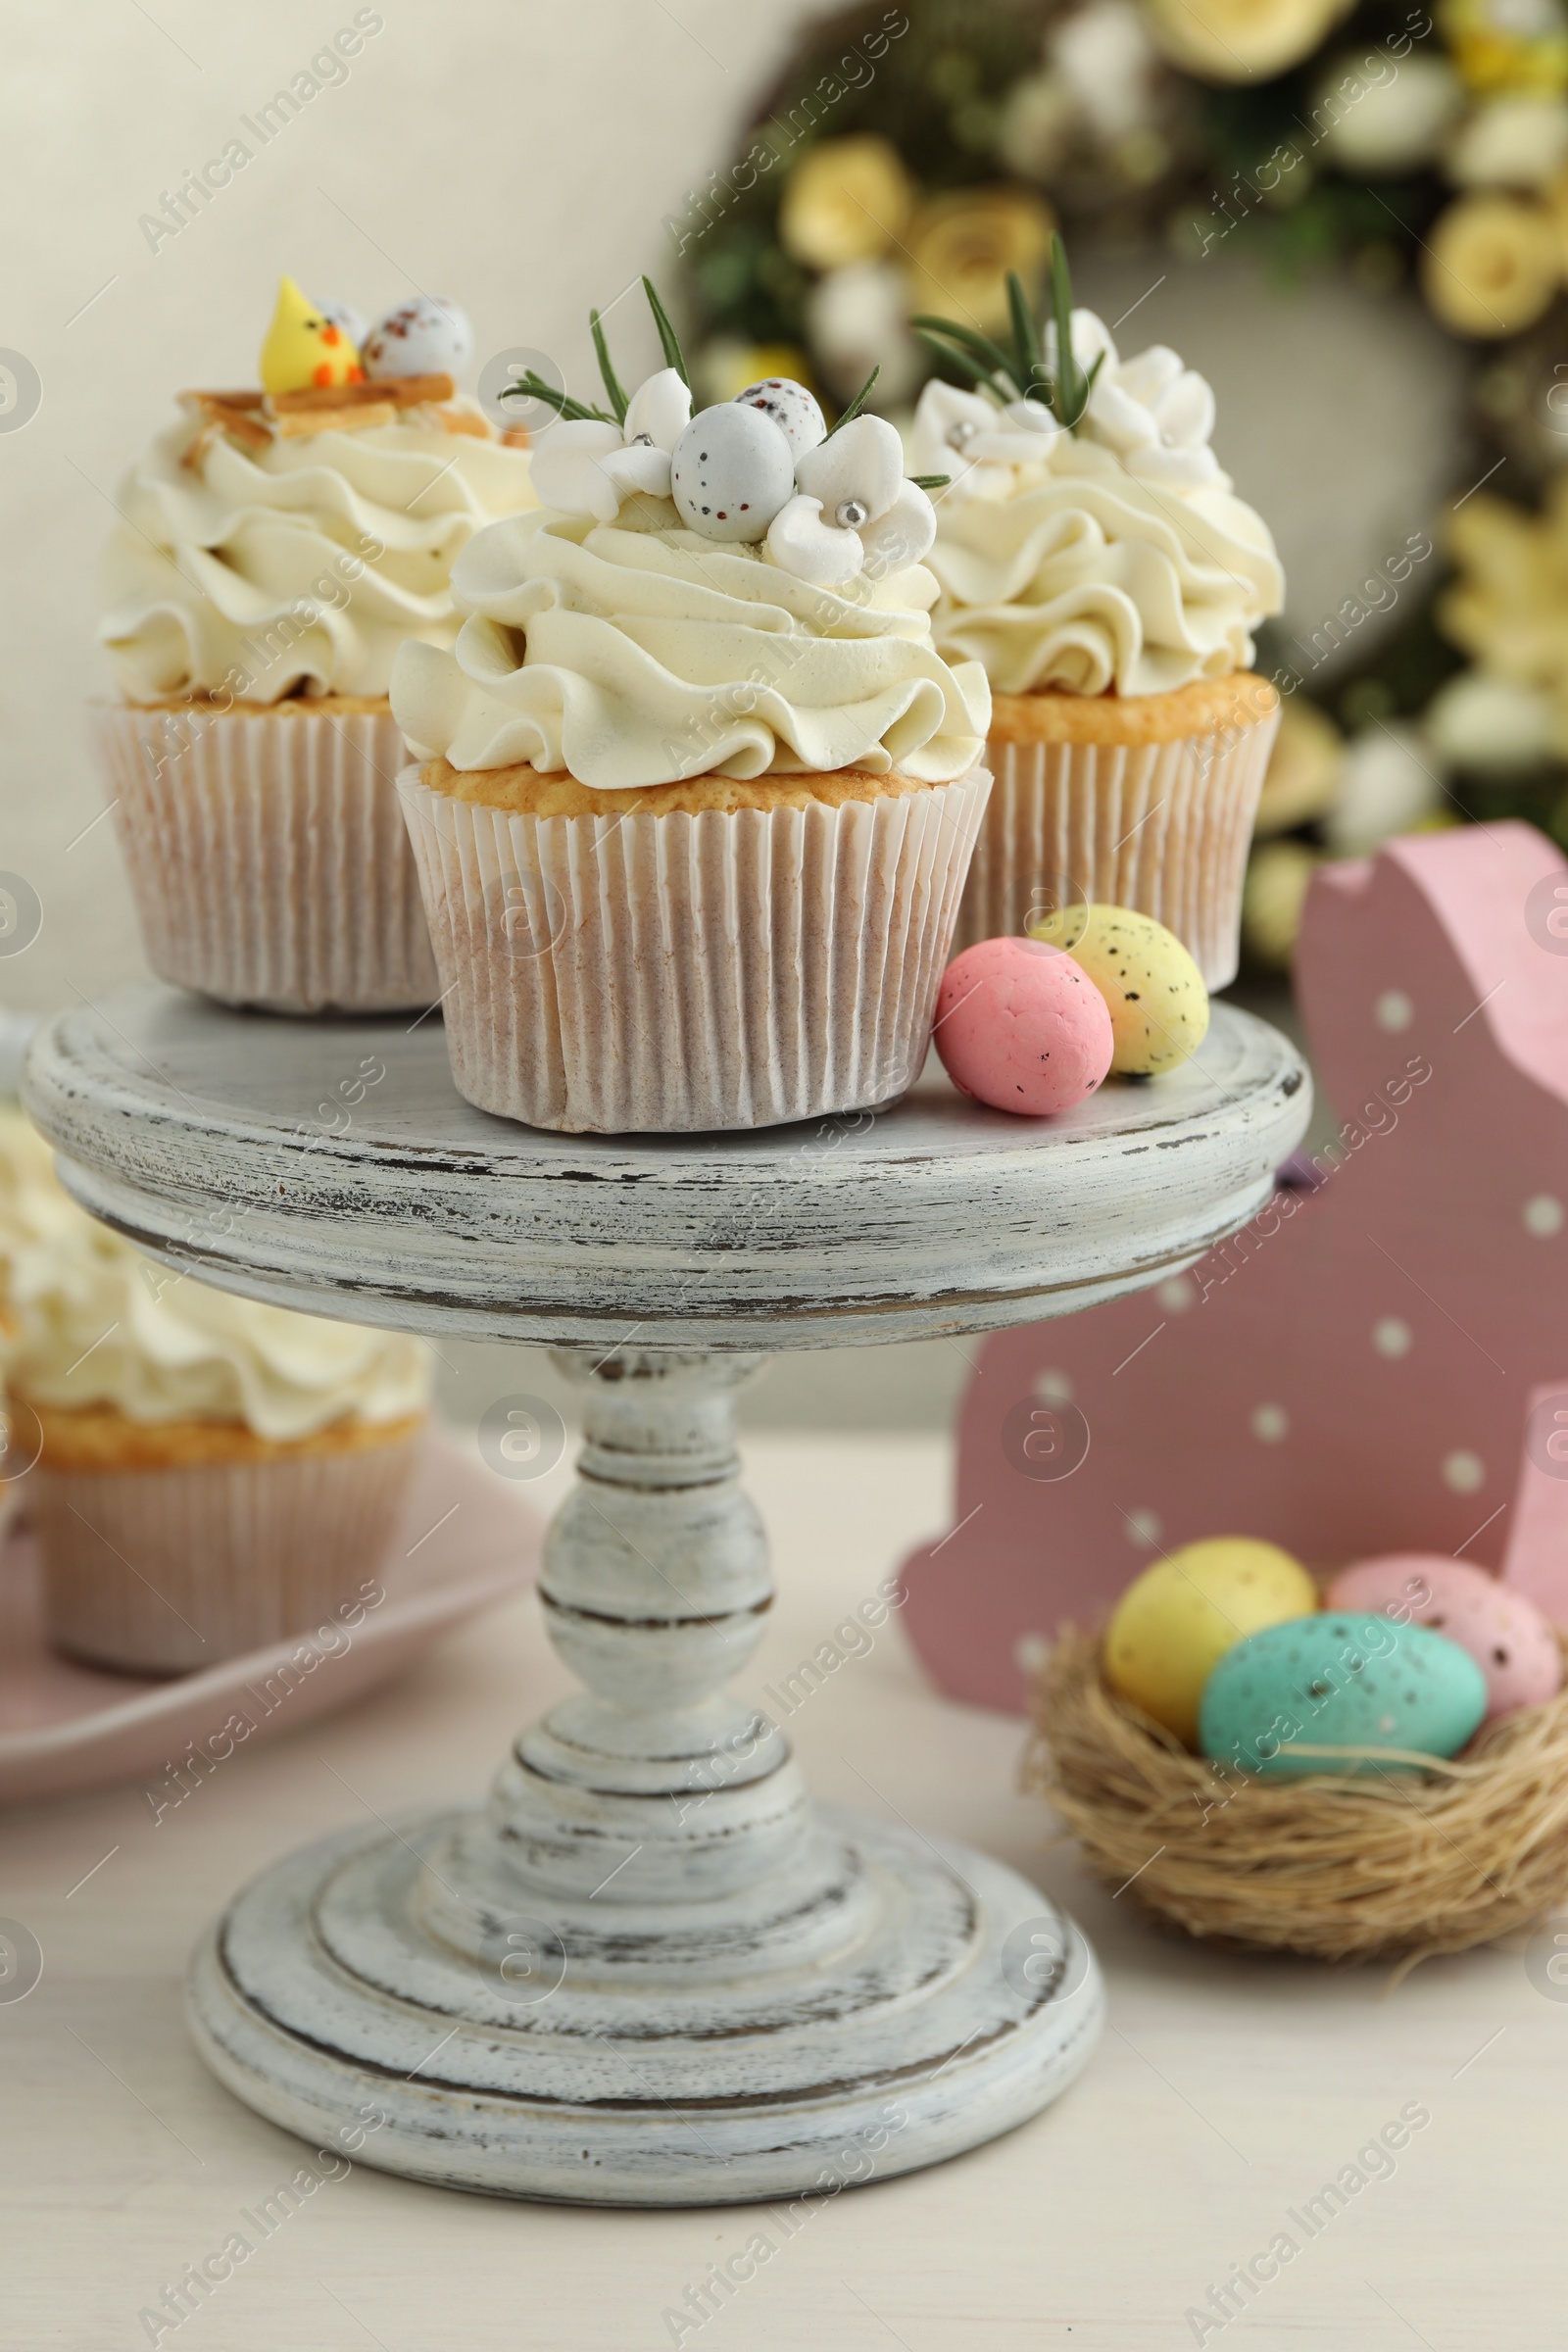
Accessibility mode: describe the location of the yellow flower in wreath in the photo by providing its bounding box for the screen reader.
[905,186,1055,335]
[778,135,915,272]
[1244,841,1324,969]
[1441,482,1568,693]
[1545,158,1568,262]
[1143,0,1354,84]
[1441,0,1568,95]
[1422,193,1560,334]
[696,341,817,405]
[1253,699,1345,838]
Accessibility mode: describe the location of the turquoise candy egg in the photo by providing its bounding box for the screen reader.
[1199,1612,1488,1778]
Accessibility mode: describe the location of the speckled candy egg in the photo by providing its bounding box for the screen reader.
[670,404,798,543]
[1326,1555,1562,1721]
[1031,905,1209,1076]
[732,377,827,461]
[1104,1538,1317,1746]
[1199,1612,1488,1777]
[363,296,473,380]
[934,938,1113,1117]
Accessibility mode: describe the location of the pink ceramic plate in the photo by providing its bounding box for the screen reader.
[0,1426,540,1804]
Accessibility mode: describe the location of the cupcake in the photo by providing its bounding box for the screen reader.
[0,1118,431,1673]
[910,243,1284,986]
[96,278,537,1014]
[391,286,991,1135]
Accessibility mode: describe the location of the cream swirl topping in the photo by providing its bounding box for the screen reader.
[0,1107,77,1269]
[391,502,991,788]
[100,403,537,705]
[0,1116,430,1441]
[909,318,1283,698]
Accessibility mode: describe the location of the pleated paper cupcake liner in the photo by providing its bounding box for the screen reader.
[35,1423,424,1674]
[952,707,1280,988]
[93,700,441,1014]
[399,764,991,1134]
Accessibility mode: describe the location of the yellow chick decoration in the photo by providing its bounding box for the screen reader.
[259,276,366,396]
[1030,904,1209,1077]
[1103,1539,1319,1746]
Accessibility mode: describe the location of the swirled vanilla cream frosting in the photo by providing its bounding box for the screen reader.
[0,1107,77,1281]
[0,1114,429,1441]
[391,502,991,790]
[101,404,537,705]
[908,313,1284,700]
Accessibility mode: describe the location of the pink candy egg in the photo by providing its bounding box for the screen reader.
[1325,1553,1562,1720]
[934,938,1114,1117]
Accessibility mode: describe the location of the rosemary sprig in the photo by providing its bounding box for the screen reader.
[912,238,1103,434]
[642,277,689,387]
[1007,270,1044,401]
[823,364,880,437]
[926,318,1019,384]
[912,329,1008,397]
[910,315,1017,398]
[1048,237,1090,429]
[498,370,615,424]
[909,473,951,489]
[590,308,629,423]
[509,280,687,430]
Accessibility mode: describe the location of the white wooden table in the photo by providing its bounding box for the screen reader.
[18,988,1308,2216]
[2,1433,1557,2351]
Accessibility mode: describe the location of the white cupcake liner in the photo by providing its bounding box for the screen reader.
[398,763,991,1133]
[952,703,1280,988]
[35,1422,424,1674]
[93,701,441,1014]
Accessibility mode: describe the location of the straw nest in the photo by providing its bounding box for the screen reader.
[1024,1626,1568,1969]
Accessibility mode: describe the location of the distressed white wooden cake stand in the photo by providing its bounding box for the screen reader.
[25,985,1308,2207]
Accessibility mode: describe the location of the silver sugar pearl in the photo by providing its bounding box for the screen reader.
[948,420,976,450]
[835,498,870,530]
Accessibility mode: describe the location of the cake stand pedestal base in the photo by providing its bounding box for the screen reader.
[27,989,1308,2208]
[185,1348,1099,2204]
[187,1802,1099,2206]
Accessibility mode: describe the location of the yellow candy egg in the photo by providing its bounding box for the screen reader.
[1030,904,1209,1075]
[1103,1538,1319,1745]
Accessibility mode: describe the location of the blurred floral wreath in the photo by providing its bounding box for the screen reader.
[675,0,1568,966]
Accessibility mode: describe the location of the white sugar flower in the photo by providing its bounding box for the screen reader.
[909,380,1062,501]
[766,414,937,586]
[530,368,693,522]
[1087,345,1222,489]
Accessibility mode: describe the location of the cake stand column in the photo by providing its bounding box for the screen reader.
[186,1341,1103,2204]
[456,1346,847,1934]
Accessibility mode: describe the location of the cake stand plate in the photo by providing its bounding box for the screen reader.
[24,987,1309,2205]
[25,986,1305,1347]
